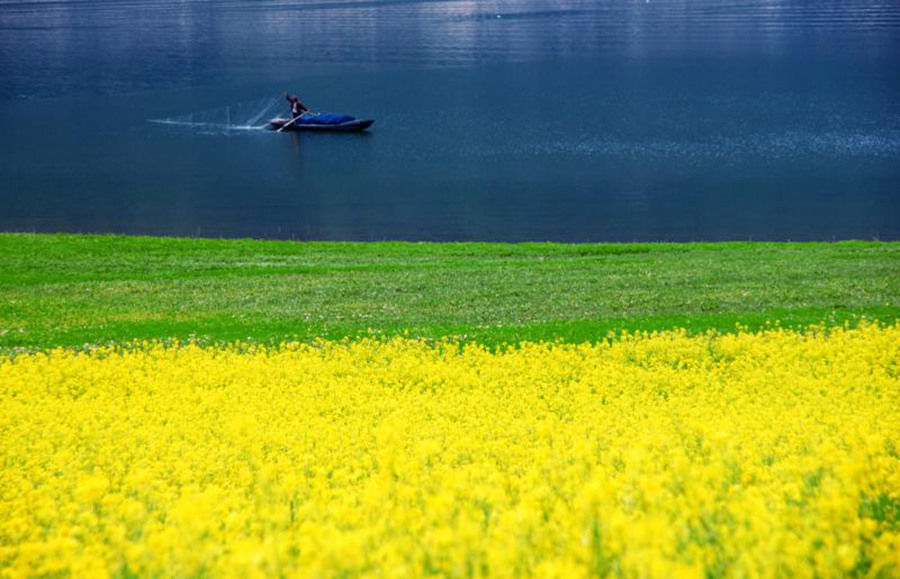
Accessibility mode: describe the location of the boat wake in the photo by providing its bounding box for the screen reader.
[148,97,282,133]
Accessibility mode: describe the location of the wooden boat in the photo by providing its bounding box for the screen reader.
[269,117,374,133]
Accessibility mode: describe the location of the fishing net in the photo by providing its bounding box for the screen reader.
[149,97,284,131]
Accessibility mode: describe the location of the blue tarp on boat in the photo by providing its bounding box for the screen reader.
[297,113,356,125]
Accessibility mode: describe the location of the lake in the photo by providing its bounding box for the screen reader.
[1,0,898,241]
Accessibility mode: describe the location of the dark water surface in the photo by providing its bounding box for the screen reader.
[1,0,898,241]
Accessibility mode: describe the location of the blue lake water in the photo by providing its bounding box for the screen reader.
[0,0,898,241]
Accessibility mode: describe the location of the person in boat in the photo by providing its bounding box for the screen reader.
[284,91,310,119]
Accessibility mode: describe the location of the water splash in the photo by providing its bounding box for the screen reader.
[149,97,283,132]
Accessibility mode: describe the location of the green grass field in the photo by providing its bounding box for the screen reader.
[1,234,898,349]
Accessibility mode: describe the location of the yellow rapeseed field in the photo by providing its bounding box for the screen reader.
[1,325,899,577]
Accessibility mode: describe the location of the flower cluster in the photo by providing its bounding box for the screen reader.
[1,325,898,577]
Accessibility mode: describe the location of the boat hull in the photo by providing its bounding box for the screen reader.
[270,118,374,133]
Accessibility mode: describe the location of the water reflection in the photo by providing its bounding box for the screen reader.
[0,0,897,241]
[2,0,898,99]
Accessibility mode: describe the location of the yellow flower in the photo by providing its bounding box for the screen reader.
[0,324,898,576]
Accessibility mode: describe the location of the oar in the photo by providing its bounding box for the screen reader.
[277,113,304,133]
[277,111,317,133]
